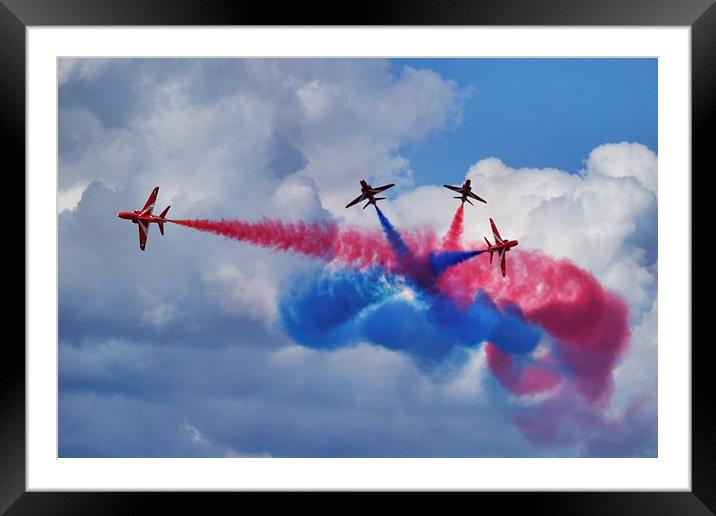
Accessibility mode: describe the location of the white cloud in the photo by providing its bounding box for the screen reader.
[138,287,178,328]
[612,298,658,411]
[203,263,278,323]
[439,348,489,404]
[585,141,657,194]
[58,58,110,85]
[179,421,271,458]
[59,58,465,325]
[59,60,461,221]
[57,180,90,212]
[443,144,658,314]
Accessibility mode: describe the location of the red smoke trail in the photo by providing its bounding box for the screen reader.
[484,346,563,396]
[171,219,398,270]
[174,217,629,406]
[438,249,630,404]
[441,205,465,251]
[510,389,651,450]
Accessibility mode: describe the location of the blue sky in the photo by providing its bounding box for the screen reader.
[58,58,657,458]
[394,58,657,185]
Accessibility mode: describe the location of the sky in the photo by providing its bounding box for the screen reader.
[58,58,657,458]
[394,58,657,184]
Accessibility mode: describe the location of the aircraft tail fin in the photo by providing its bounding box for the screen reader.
[374,197,385,201]
[363,200,372,209]
[484,237,493,263]
[158,205,170,235]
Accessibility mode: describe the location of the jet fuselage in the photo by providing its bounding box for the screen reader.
[117,210,167,225]
[486,239,519,253]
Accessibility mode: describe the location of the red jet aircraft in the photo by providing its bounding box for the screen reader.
[484,218,519,277]
[345,179,395,209]
[443,179,487,205]
[117,186,171,251]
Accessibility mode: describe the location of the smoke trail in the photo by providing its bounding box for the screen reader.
[277,251,632,451]
[280,267,399,349]
[373,208,483,289]
[173,215,481,287]
[374,207,409,259]
[172,218,397,270]
[438,249,630,403]
[510,387,655,454]
[175,215,629,406]
[277,207,537,368]
[484,344,562,396]
[280,267,543,369]
[441,205,465,250]
[429,250,483,276]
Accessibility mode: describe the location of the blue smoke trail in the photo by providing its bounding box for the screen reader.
[279,209,540,368]
[429,250,484,276]
[375,207,409,259]
[279,267,543,370]
[279,267,465,367]
[279,267,396,349]
[375,207,482,282]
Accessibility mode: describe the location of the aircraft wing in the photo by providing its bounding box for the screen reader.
[468,191,487,203]
[500,251,507,277]
[371,183,395,193]
[443,184,463,193]
[139,187,159,216]
[138,220,150,251]
[346,192,367,208]
[490,218,504,243]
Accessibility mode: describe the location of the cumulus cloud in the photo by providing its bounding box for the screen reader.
[386,143,658,455]
[58,58,110,85]
[388,143,657,316]
[585,141,658,194]
[58,59,462,219]
[458,145,657,315]
[58,58,656,458]
[203,263,279,322]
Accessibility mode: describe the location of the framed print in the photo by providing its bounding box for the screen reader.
[6,0,710,513]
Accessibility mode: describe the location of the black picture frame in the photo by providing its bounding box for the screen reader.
[5,0,708,513]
